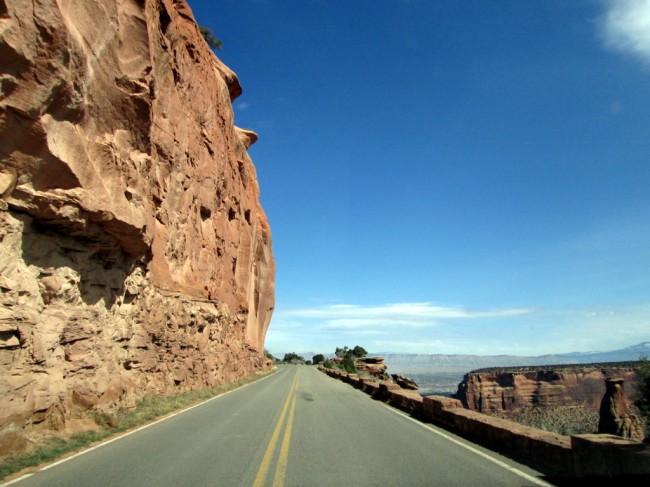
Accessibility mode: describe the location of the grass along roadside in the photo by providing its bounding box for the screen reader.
[0,368,276,481]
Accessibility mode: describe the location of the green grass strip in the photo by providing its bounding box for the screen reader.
[0,369,275,481]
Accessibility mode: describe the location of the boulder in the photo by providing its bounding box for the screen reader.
[391,373,419,390]
[355,356,389,379]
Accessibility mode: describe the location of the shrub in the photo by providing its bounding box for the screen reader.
[342,354,357,374]
[282,352,305,364]
[199,26,222,50]
[352,345,367,358]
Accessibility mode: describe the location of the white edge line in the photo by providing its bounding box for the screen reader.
[377,402,554,487]
[1,370,277,486]
[0,474,33,487]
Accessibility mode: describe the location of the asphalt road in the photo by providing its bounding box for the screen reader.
[6,365,553,486]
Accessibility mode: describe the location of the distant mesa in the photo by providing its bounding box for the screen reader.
[456,363,639,413]
[381,342,650,375]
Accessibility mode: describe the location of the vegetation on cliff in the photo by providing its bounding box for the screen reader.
[199,26,222,50]
[317,345,370,373]
[636,356,650,438]
[485,406,599,437]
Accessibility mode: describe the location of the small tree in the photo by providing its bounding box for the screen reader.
[341,354,357,373]
[312,354,325,365]
[282,352,305,364]
[199,26,222,50]
[335,346,348,358]
[352,345,368,358]
[332,345,368,373]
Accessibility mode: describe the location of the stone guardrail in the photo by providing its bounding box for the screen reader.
[318,366,650,480]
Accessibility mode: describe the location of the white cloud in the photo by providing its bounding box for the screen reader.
[278,302,533,329]
[324,319,382,329]
[266,300,650,356]
[601,0,650,65]
[371,339,465,354]
[267,302,533,354]
[236,101,250,110]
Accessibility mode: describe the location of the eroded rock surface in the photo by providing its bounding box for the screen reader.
[0,0,274,450]
[456,365,638,413]
[355,356,389,380]
[391,373,419,391]
[598,378,645,441]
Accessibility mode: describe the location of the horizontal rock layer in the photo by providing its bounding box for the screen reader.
[456,365,638,413]
[0,0,274,450]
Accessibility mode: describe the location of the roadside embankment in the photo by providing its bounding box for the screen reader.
[319,366,650,480]
[0,369,276,482]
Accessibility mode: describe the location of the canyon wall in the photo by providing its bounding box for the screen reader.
[456,364,638,413]
[0,0,274,450]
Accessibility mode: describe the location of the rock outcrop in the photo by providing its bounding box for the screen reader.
[355,356,389,379]
[456,364,638,413]
[598,378,644,441]
[0,0,274,450]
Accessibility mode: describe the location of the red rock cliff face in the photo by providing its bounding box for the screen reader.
[0,0,274,446]
[456,366,638,413]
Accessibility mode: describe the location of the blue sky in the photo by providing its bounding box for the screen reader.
[191,1,650,356]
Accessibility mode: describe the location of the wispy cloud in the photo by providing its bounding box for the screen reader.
[280,302,533,329]
[236,101,250,110]
[265,301,650,356]
[600,0,650,65]
[266,302,533,354]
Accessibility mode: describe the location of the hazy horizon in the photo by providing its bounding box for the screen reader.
[269,340,650,362]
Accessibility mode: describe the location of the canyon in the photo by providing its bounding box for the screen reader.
[0,0,274,453]
[321,365,650,479]
[456,363,639,412]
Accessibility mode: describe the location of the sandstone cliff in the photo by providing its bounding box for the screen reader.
[456,364,638,413]
[0,0,274,450]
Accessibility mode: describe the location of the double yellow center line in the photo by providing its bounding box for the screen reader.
[252,369,300,487]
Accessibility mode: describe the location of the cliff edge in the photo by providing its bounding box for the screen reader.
[456,363,638,413]
[0,0,274,449]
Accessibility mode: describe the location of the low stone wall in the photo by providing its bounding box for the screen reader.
[318,366,650,479]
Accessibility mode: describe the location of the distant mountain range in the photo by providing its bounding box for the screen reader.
[379,342,650,375]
